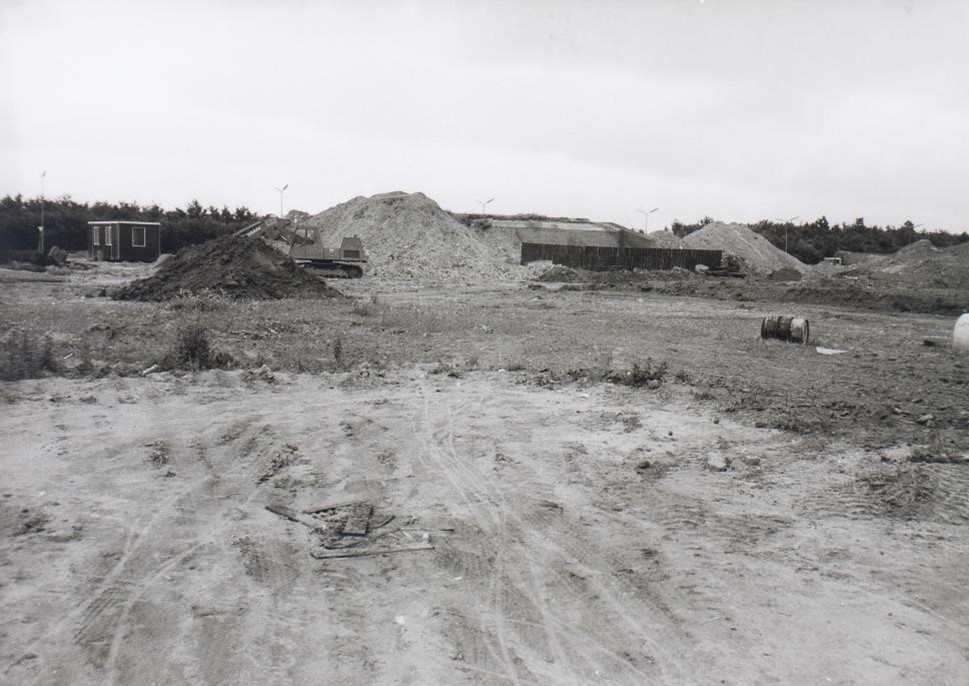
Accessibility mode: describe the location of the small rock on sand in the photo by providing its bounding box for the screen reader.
[706,453,730,472]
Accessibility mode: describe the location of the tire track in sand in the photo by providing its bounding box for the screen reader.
[417,377,691,683]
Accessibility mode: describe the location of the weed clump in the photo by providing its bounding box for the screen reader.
[165,324,234,371]
[0,330,58,381]
[608,359,668,388]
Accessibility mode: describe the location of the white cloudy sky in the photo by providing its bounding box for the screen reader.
[2,0,967,231]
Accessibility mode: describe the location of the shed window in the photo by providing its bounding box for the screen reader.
[132,226,146,247]
[92,227,100,245]
[105,227,112,246]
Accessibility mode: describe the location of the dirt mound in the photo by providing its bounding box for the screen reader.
[643,230,684,248]
[895,239,939,258]
[767,267,803,282]
[114,235,341,301]
[683,222,810,277]
[857,240,969,289]
[535,266,580,282]
[301,192,520,280]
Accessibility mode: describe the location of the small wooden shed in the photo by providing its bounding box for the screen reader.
[88,221,161,262]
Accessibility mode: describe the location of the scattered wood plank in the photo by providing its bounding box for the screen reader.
[370,513,395,530]
[265,504,327,533]
[310,542,434,560]
[400,527,456,533]
[302,497,364,514]
[342,503,372,536]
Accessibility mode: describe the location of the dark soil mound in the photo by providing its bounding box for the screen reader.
[536,266,581,282]
[114,235,342,301]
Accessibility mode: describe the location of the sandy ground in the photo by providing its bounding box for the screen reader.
[3,366,969,685]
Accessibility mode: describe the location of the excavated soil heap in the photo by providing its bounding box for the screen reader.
[301,192,520,280]
[642,230,684,249]
[854,239,969,290]
[114,235,342,301]
[683,221,810,277]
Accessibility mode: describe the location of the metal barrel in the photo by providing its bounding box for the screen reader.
[761,315,810,344]
[789,318,810,344]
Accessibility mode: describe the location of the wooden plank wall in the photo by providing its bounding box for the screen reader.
[520,243,723,271]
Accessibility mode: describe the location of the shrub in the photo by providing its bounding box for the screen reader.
[332,336,344,368]
[611,359,668,387]
[0,330,58,381]
[166,323,233,370]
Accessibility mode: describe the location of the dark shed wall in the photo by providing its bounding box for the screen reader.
[88,223,161,261]
[117,224,161,261]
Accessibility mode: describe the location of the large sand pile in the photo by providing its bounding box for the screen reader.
[299,192,519,280]
[857,239,969,290]
[683,221,810,276]
[643,230,684,249]
[114,235,341,301]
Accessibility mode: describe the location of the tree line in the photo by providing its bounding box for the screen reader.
[0,195,259,253]
[669,216,969,265]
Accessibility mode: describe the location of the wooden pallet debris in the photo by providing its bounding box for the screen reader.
[302,497,364,514]
[265,504,327,533]
[310,541,434,560]
[342,503,373,536]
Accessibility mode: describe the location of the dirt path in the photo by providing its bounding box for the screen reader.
[2,370,968,684]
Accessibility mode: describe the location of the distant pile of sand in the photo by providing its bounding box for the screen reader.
[683,222,810,276]
[299,192,519,280]
[643,230,684,249]
[114,235,341,301]
[857,240,969,289]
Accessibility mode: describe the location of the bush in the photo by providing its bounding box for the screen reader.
[0,330,58,381]
[166,323,233,370]
[608,359,668,388]
[332,336,344,368]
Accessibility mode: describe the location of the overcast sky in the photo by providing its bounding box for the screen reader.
[2,0,967,232]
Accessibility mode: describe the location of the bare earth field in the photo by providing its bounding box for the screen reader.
[2,261,968,685]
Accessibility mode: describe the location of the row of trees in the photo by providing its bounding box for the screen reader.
[0,195,260,253]
[669,216,969,265]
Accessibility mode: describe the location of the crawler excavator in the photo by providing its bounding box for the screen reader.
[234,217,368,278]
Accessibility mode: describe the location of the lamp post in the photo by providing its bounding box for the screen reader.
[635,207,659,234]
[275,184,289,219]
[39,170,47,253]
[475,198,494,214]
[774,216,799,253]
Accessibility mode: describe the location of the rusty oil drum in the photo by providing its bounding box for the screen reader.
[761,315,810,344]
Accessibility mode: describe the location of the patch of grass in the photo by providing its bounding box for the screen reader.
[332,336,345,368]
[692,387,715,401]
[350,299,374,317]
[164,323,234,371]
[609,359,668,387]
[430,360,463,377]
[167,288,230,312]
[768,412,819,434]
[0,330,58,381]
[673,368,692,384]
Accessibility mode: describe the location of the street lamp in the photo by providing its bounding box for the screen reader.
[635,207,659,233]
[475,198,494,214]
[275,184,289,219]
[774,216,799,253]
[39,170,47,253]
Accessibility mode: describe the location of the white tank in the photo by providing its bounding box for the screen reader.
[954,314,969,352]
